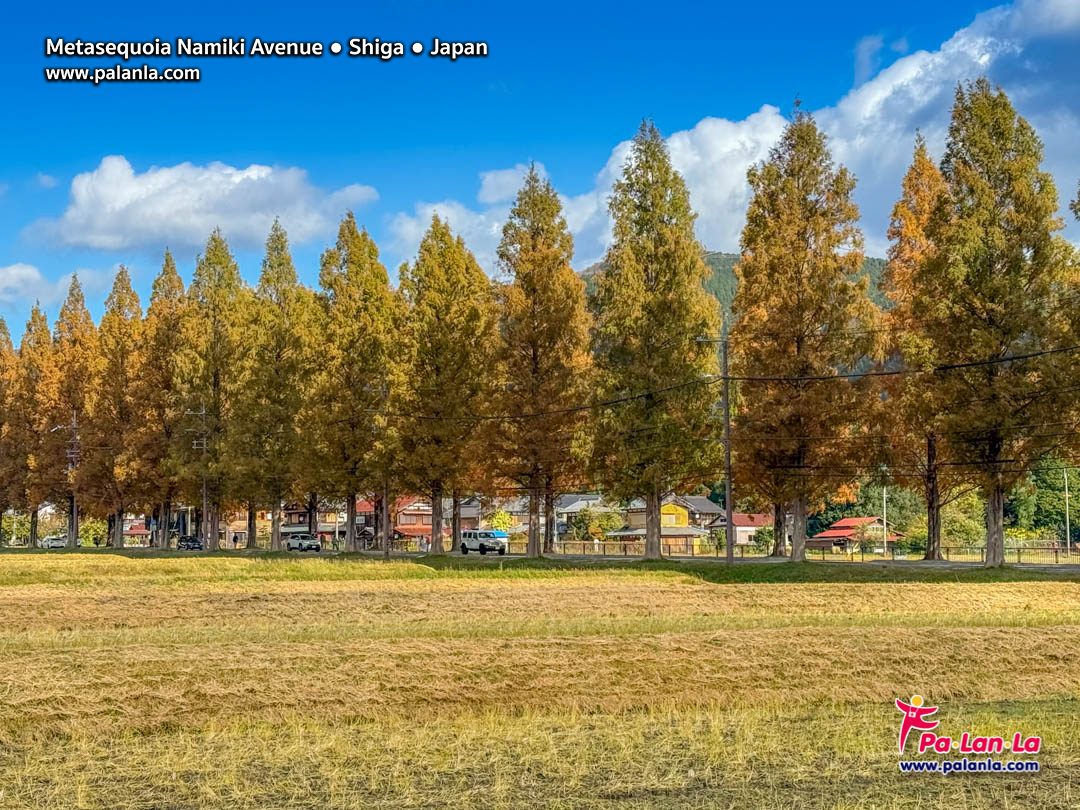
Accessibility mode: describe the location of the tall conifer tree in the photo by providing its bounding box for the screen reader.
[910,80,1074,566]
[53,275,99,546]
[495,167,593,556]
[730,108,882,561]
[233,220,318,551]
[80,268,143,547]
[12,306,60,547]
[400,215,499,554]
[308,213,404,554]
[180,229,246,549]
[136,250,187,547]
[590,122,721,559]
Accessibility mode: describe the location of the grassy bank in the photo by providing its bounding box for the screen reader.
[0,554,1075,808]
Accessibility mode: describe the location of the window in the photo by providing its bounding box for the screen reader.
[400,514,417,525]
[662,514,676,526]
[421,515,432,525]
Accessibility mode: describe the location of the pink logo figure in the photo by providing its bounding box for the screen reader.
[895,694,939,753]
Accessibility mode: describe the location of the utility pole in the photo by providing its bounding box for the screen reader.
[51,410,81,548]
[721,339,734,564]
[1065,468,1071,558]
[186,402,209,546]
[882,484,888,556]
[697,336,735,564]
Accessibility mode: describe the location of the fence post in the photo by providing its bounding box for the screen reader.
[1017,547,1022,565]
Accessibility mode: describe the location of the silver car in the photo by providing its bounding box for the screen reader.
[40,536,67,549]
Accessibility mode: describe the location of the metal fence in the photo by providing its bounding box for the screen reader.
[805,546,1077,564]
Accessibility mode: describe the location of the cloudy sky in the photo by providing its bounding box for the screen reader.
[1,0,1078,339]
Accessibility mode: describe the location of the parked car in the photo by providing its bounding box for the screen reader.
[177,535,203,551]
[40,536,67,549]
[460,529,508,555]
[286,533,321,552]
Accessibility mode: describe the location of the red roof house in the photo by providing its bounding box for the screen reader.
[808,516,902,552]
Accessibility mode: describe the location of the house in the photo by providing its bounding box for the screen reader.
[394,497,434,539]
[808,516,902,553]
[706,512,772,546]
[678,495,725,528]
[607,496,709,549]
[554,494,622,537]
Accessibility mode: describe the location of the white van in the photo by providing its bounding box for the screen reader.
[460,529,508,555]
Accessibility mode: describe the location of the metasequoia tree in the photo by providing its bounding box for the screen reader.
[80,268,143,548]
[232,221,318,550]
[0,319,17,545]
[179,229,246,549]
[308,213,403,554]
[399,215,498,555]
[53,275,100,547]
[136,251,187,547]
[12,306,60,547]
[883,134,971,561]
[590,121,721,559]
[730,108,882,562]
[495,167,593,556]
[908,80,1075,566]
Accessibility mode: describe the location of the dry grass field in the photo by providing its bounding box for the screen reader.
[1,552,1078,808]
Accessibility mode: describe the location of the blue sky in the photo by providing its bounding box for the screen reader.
[1,0,1078,339]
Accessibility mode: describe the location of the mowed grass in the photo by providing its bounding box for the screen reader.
[1,553,1079,808]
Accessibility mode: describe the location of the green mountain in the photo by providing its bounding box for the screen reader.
[582,252,890,329]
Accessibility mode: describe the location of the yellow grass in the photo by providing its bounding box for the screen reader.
[0,553,1077,808]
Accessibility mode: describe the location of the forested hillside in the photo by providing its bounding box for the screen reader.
[582,252,890,328]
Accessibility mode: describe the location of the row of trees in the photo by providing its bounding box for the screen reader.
[1,78,1077,565]
[730,79,1080,566]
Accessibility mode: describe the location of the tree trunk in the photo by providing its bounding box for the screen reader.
[644,487,662,559]
[924,433,943,561]
[451,490,461,553]
[270,501,282,551]
[0,505,5,547]
[112,508,125,548]
[307,492,318,537]
[380,479,392,560]
[206,504,219,551]
[544,482,556,554]
[526,478,542,557]
[429,482,445,554]
[29,507,39,548]
[345,493,357,552]
[67,493,78,548]
[246,503,257,550]
[771,502,786,557]
[161,499,172,549]
[985,480,1006,567]
[791,496,807,562]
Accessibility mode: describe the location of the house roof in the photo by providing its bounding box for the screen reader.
[680,496,723,514]
[832,516,881,528]
[605,525,708,538]
[707,512,771,529]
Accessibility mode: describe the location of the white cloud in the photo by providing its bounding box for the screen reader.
[891,37,909,54]
[0,263,110,308]
[34,156,378,251]
[477,162,546,204]
[35,173,58,189]
[389,0,1080,269]
[854,35,885,86]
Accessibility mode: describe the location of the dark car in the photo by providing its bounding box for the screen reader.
[177,535,203,551]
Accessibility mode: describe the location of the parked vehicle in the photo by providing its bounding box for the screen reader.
[40,536,67,549]
[177,535,203,551]
[460,529,508,555]
[286,534,321,552]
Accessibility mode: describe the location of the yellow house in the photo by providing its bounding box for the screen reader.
[608,497,712,553]
[626,501,690,530]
